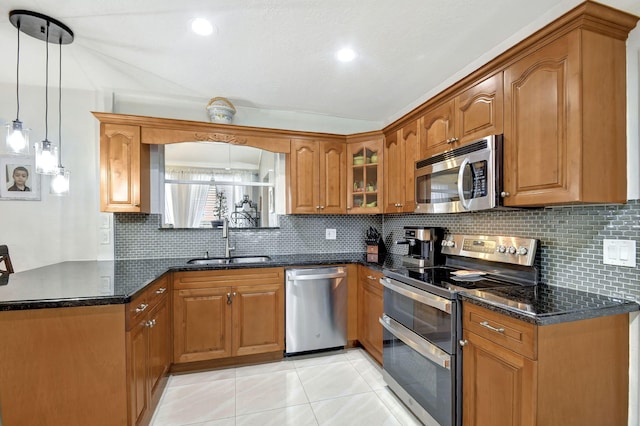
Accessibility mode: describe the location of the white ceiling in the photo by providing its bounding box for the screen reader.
[0,0,639,126]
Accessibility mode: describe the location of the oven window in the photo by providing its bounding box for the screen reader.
[384,287,453,353]
[416,160,487,204]
[383,328,454,426]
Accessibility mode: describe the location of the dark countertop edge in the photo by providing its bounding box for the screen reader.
[459,292,640,325]
[0,296,129,312]
[0,254,390,311]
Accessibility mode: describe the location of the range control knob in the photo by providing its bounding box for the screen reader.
[507,246,517,255]
[517,247,529,256]
[497,245,506,253]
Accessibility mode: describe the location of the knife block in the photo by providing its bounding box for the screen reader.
[366,237,387,263]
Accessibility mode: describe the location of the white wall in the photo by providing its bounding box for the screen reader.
[0,83,107,271]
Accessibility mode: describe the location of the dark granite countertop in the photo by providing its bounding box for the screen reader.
[0,253,395,311]
[460,284,639,325]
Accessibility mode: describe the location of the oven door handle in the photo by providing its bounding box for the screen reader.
[380,277,451,314]
[379,314,451,370]
[457,157,471,210]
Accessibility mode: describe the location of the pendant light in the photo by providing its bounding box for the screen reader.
[8,11,73,176]
[50,39,70,196]
[4,16,30,155]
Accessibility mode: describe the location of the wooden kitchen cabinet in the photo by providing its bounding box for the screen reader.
[347,137,384,214]
[502,28,627,206]
[173,268,284,364]
[288,139,346,214]
[126,274,171,426]
[100,123,150,213]
[357,265,384,364]
[384,120,419,213]
[461,302,629,426]
[420,73,503,159]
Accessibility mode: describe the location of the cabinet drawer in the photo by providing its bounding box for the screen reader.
[127,274,170,329]
[462,302,536,359]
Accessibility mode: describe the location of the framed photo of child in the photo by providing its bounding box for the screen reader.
[0,155,40,200]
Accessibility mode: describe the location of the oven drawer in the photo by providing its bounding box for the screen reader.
[462,302,536,359]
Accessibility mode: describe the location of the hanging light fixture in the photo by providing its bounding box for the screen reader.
[4,15,30,155]
[8,10,73,176]
[51,39,69,196]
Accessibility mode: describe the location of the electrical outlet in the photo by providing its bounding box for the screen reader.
[603,239,636,267]
[326,228,337,240]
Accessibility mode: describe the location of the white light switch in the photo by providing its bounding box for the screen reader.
[603,239,636,267]
[325,229,336,240]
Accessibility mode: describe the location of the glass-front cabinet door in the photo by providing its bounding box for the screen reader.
[347,137,383,214]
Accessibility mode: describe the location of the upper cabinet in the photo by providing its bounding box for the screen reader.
[384,120,419,213]
[100,123,150,213]
[420,73,503,159]
[502,27,628,206]
[346,136,384,214]
[288,139,346,214]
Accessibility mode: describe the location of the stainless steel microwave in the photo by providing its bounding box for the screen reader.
[415,134,503,213]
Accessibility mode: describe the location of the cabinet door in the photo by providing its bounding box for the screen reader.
[357,269,383,364]
[503,33,580,206]
[383,130,404,213]
[462,330,536,426]
[148,294,171,398]
[127,319,148,426]
[419,99,455,158]
[232,283,285,356]
[401,120,419,212]
[173,287,232,363]
[288,139,320,214]
[347,139,383,214]
[319,140,347,214]
[100,123,150,213]
[455,72,504,144]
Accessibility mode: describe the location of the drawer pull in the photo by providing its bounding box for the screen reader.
[135,303,148,313]
[155,287,167,294]
[227,293,232,305]
[367,275,377,280]
[459,339,468,347]
[480,321,505,334]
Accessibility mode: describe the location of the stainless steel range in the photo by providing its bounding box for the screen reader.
[380,234,538,426]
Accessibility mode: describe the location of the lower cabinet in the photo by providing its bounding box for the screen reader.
[126,275,171,426]
[461,302,629,426]
[173,268,284,364]
[357,265,384,364]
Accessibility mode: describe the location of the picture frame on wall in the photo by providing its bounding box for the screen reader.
[0,155,41,201]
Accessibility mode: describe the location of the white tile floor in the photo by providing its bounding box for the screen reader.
[151,348,422,426]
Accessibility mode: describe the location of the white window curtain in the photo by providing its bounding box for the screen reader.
[165,168,211,228]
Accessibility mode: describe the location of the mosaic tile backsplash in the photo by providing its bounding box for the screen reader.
[115,200,640,302]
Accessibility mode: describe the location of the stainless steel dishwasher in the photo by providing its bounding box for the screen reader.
[285,267,347,355]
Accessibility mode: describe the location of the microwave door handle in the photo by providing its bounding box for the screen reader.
[457,157,471,210]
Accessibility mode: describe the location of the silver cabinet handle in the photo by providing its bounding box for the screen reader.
[380,315,451,370]
[501,191,510,198]
[459,339,468,347]
[227,293,232,305]
[156,287,166,294]
[233,292,237,297]
[135,303,148,313]
[480,321,505,333]
[367,275,377,280]
[320,206,325,209]
[380,277,451,314]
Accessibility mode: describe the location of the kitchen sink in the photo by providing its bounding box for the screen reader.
[186,255,271,265]
[229,255,271,264]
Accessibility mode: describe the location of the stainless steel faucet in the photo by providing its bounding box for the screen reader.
[222,218,235,258]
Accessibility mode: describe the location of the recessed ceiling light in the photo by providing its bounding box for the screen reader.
[191,18,213,36]
[336,48,357,62]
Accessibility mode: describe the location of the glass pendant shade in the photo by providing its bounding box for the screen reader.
[35,139,58,175]
[50,167,70,196]
[4,120,30,154]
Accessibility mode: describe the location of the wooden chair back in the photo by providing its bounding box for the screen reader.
[0,245,14,274]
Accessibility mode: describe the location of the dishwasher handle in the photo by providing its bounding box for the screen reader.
[287,272,346,281]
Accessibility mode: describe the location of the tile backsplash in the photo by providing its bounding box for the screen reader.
[115,200,640,302]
